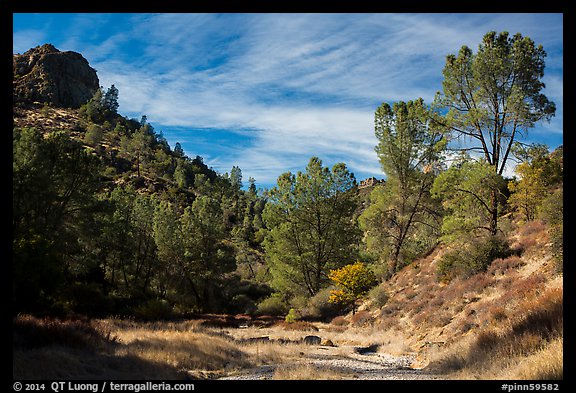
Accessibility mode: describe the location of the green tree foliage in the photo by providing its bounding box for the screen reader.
[508,144,563,221]
[13,85,267,316]
[83,124,104,147]
[173,142,185,157]
[436,235,512,282]
[79,85,120,122]
[359,99,445,276]
[230,166,243,190]
[153,197,236,312]
[232,176,266,246]
[262,157,360,298]
[431,155,507,243]
[328,262,377,313]
[120,124,155,177]
[285,308,299,323]
[510,144,563,271]
[79,88,104,123]
[13,128,101,312]
[14,32,561,319]
[98,187,159,302]
[539,186,563,271]
[181,196,236,309]
[431,155,513,281]
[151,200,183,297]
[102,84,120,115]
[435,31,555,235]
[173,161,189,189]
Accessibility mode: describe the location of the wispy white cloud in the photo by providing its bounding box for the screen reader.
[13,13,563,186]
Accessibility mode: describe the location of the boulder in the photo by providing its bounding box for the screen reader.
[302,335,321,345]
[321,339,335,347]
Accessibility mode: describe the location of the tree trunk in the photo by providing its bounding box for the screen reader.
[388,252,399,278]
[490,189,498,236]
[186,276,202,308]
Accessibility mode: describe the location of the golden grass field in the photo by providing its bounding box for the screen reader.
[13,304,562,381]
[13,314,416,380]
[13,221,563,380]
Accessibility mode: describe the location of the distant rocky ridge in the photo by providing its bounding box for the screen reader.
[359,177,384,189]
[13,43,99,108]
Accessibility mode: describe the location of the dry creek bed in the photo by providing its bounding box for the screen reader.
[219,343,440,380]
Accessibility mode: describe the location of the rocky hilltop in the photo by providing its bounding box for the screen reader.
[13,43,99,108]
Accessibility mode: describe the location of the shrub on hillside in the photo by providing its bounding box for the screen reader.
[368,284,389,309]
[512,219,549,255]
[83,124,104,146]
[228,294,257,315]
[538,187,563,272]
[300,288,345,321]
[488,305,508,322]
[437,235,513,282]
[458,273,495,294]
[330,316,348,326]
[508,273,548,300]
[350,310,373,327]
[548,226,563,273]
[285,308,299,323]
[256,294,289,316]
[487,255,525,276]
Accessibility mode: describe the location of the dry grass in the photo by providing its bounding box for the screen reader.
[13,346,186,380]
[13,315,115,351]
[511,219,550,257]
[112,323,252,378]
[276,320,319,331]
[224,317,409,353]
[349,218,561,380]
[272,363,349,380]
[13,316,186,379]
[13,317,255,379]
[427,287,563,379]
[16,315,388,380]
[509,337,563,380]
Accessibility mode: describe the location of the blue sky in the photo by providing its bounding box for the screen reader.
[13,13,563,188]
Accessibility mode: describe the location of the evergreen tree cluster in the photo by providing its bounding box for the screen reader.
[13,88,268,317]
[13,31,563,319]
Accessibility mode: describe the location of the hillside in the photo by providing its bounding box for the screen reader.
[344,216,563,379]
[13,45,270,319]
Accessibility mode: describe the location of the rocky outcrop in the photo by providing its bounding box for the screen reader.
[359,177,384,189]
[13,43,99,108]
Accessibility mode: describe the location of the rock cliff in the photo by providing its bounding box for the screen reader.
[13,43,99,108]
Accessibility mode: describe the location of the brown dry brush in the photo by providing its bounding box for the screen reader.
[13,314,117,351]
[13,316,252,380]
[430,288,563,378]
